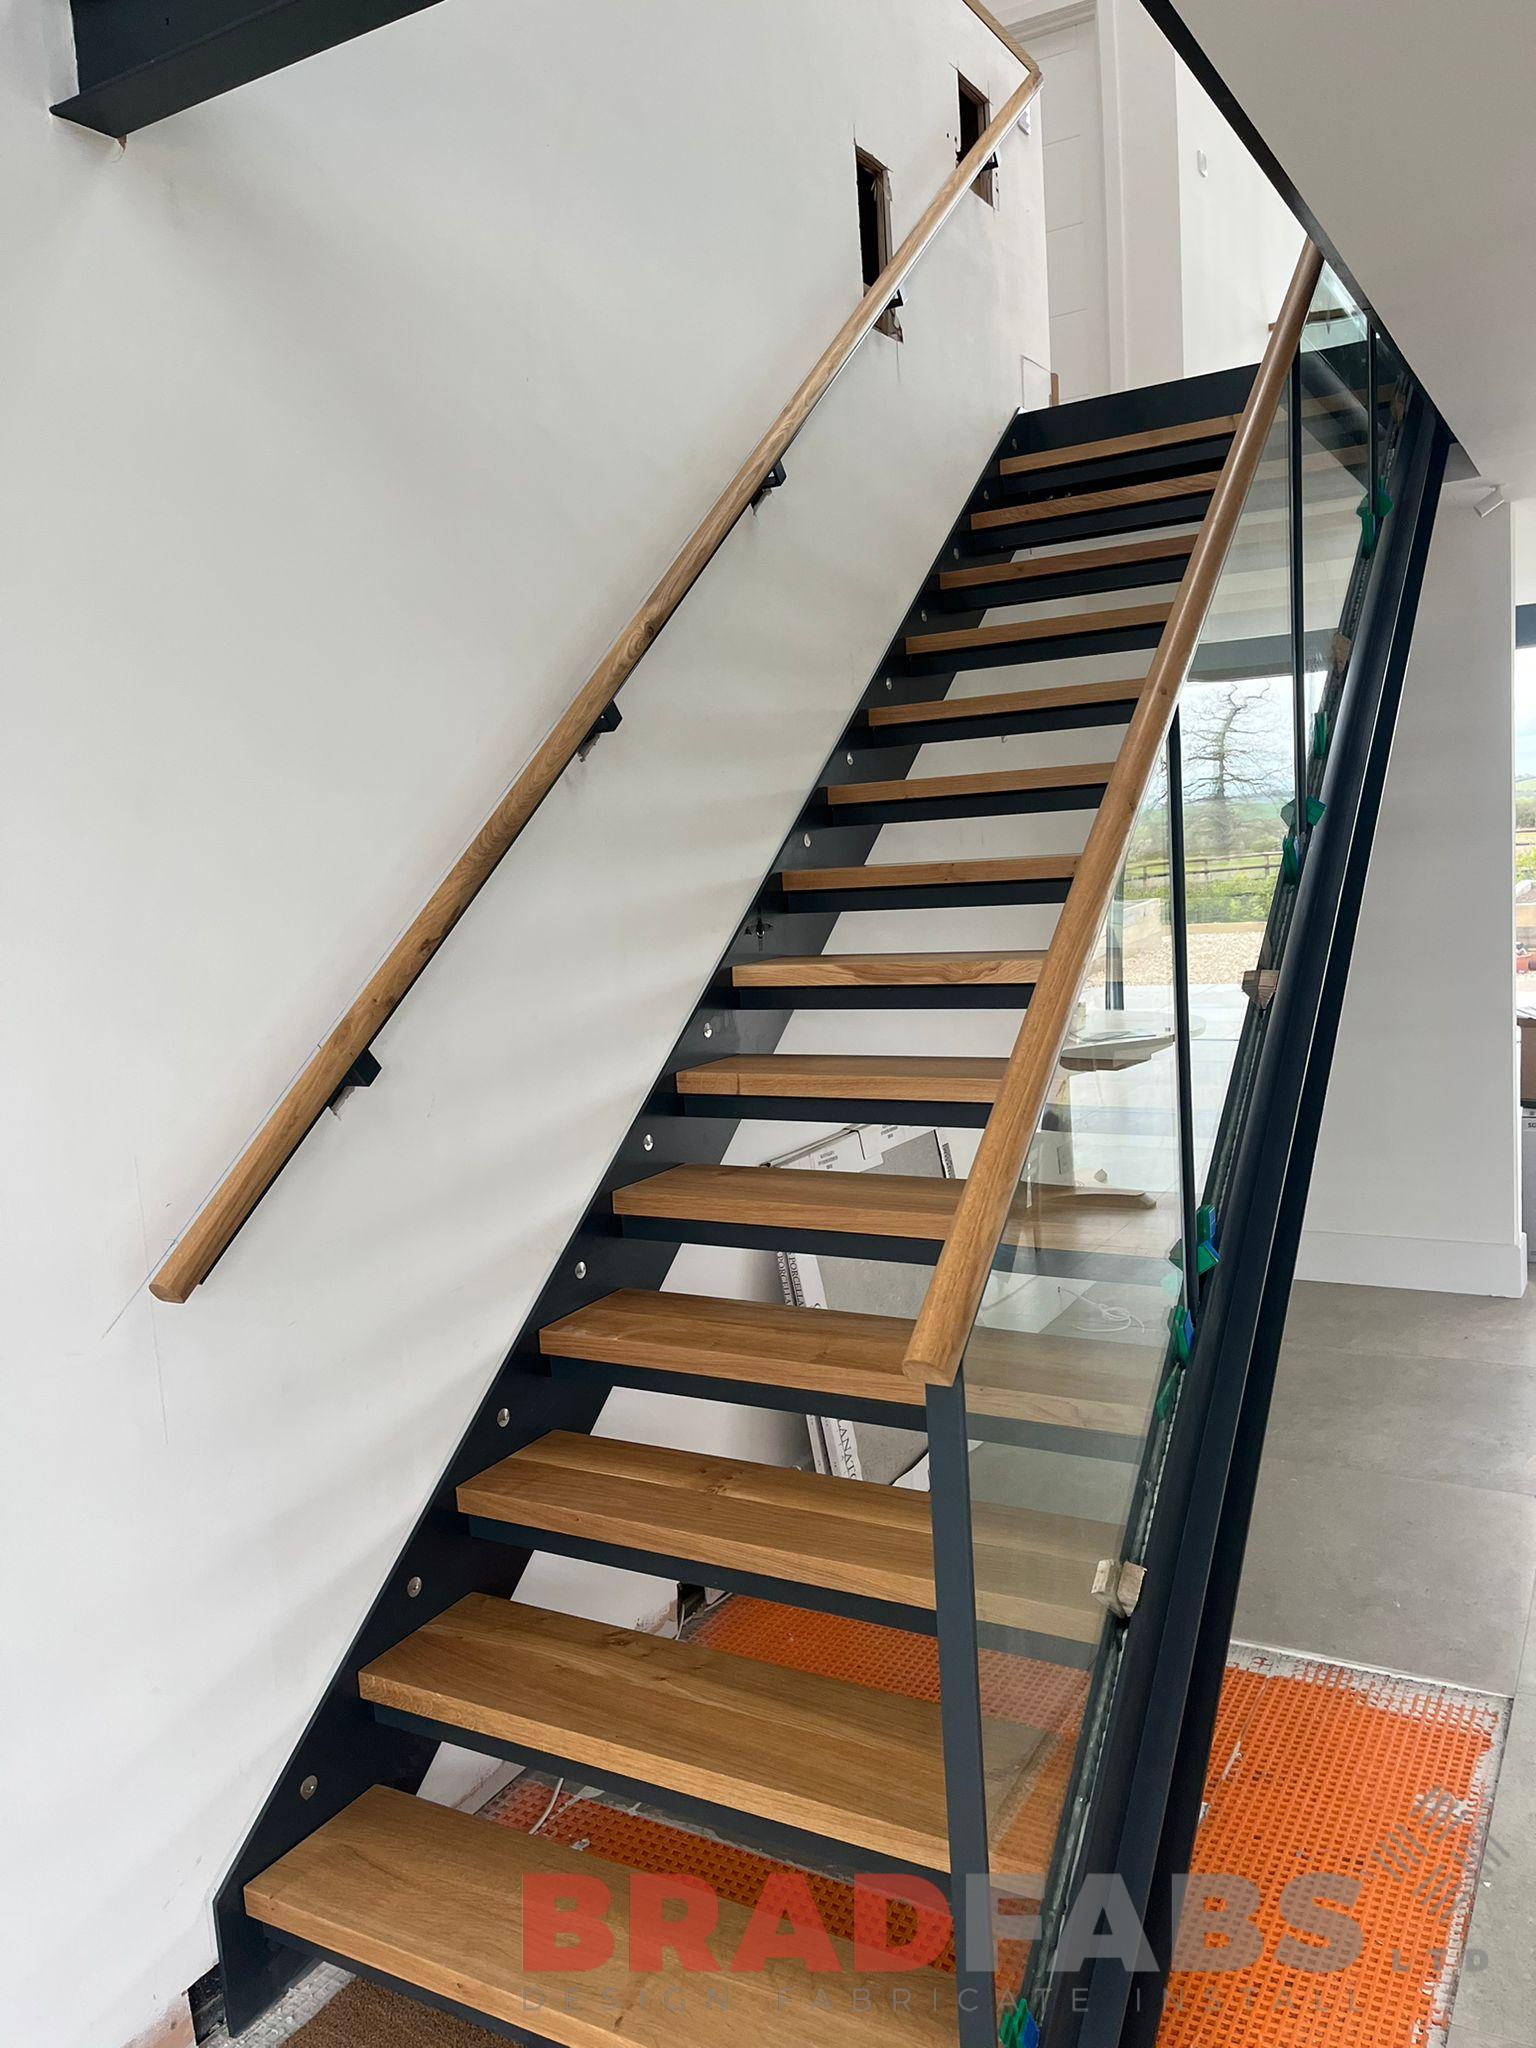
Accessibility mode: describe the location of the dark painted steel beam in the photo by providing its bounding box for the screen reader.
[52,0,446,137]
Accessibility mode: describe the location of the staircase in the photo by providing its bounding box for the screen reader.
[210,261,1450,2048]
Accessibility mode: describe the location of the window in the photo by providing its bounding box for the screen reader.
[957,74,995,204]
[855,148,901,339]
[1515,639,1536,977]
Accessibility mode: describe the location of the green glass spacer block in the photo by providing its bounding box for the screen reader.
[1358,493,1379,556]
[1170,1305,1194,1364]
[1312,708,1329,759]
[1196,1204,1217,1245]
[1306,795,1326,828]
[1281,832,1301,883]
[999,1998,1040,2048]
[1196,1240,1220,1275]
[1279,797,1297,829]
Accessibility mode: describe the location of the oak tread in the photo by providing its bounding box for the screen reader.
[997,415,1238,477]
[359,1593,1047,1870]
[867,676,1147,730]
[245,1786,956,2045]
[676,1053,1009,1103]
[971,472,1221,531]
[936,534,1194,591]
[904,602,1171,657]
[539,1289,1158,1435]
[782,854,1078,893]
[610,1163,1175,1261]
[826,763,1115,809]
[458,1432,1114,1639]
[731,950,1044,990]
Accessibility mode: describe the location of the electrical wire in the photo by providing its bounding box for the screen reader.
[527,1606,686,1840]
[527,1777,566,1835]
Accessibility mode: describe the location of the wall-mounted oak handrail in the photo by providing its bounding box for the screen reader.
[901,237,1323,1388]
[150,26,1041,1304]
[958,0,1039,70]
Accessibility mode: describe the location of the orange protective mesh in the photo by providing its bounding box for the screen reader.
[480,1607,1505,2048]
[1155,1645,1504,2048]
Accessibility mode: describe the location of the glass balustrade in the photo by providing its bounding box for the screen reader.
[924,256,1420,2047]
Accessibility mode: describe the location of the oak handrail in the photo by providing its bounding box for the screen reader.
[150,27,1041,1303]
[901,238,1324,1387]
[958,0,1041,70]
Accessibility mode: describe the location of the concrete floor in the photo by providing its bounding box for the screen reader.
[1238,1278,1536,2048]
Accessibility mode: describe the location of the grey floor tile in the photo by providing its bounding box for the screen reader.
[1246,1279,1536,2045]
[1452,1579,1536,2043]
[1233,1455,1536,1693]
[1264,1343,1536,1495]
[1284,1279,1536,1370]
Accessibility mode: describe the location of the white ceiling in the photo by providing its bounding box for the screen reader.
[1165,0,1536,500]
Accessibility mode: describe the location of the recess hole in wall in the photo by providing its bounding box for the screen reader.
[957,74,995,203]
[855,147,901,340]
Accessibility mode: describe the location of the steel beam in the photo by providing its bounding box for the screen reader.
[52,0,446,137]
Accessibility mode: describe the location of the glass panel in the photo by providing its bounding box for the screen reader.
[959,746,1190,2036]
[1179,379,1296,1189]
[1299,267,1370,745]
[1374,324,1406,541]
[1200,300,1415,1232]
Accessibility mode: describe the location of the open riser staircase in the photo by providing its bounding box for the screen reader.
[201,260,1449,2048]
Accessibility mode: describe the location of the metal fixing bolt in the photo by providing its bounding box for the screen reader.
[643,1133,653,1151]
[496,1407,510,1427]
[575,1259,587,1279]
[406,1575,422,1598]
[299,1775,318,1801]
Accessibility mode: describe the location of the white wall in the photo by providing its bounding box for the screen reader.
[1007,0,1297,397]
[1014,7,1114,400]
[0,6,1046,2044]
[1096,0,1185,389]
[1516,499,1536,607]
[1299,487,1524,1295]
[1168,0,1536,501]
[1174,61,1303,379]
